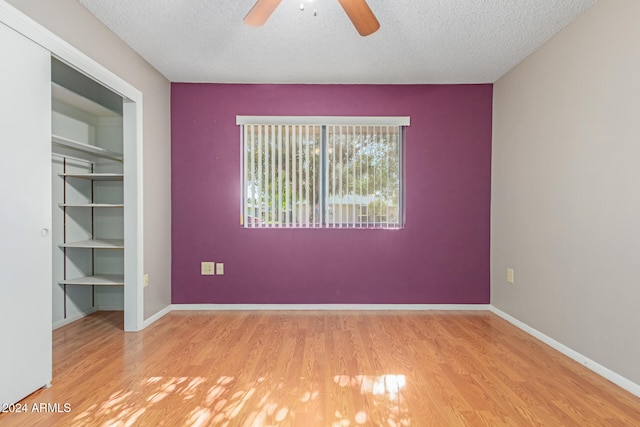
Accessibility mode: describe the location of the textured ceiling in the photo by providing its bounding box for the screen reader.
[79,0,597,84]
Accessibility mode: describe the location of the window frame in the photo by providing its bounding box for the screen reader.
[237,116,410,229]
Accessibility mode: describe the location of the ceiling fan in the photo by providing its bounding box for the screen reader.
[243,0,380,37]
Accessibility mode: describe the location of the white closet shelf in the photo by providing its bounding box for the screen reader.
[59,203,124,208]
[59,239,124,249]
[60,173,123,181]
[59,274,124,286]
[52,134,123,162]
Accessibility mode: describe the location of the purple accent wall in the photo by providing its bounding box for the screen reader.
[171,84,492,304]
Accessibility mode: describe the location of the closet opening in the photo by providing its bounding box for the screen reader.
[51,58,126,330]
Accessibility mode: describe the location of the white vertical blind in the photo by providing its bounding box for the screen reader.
[330,126,336,227]
[304,125,309,227]
[386,125,391,228]
[263,125,268,227]
[270,125,276,228]
[357,125,363,229]
[291,125,297,225]
[256,125,262,227]
[297,126,303,226]
[353,125,358,229]
[311,125,315,226]
[338,126,343,228]
[277,125,283,226]
[284,125,290,227]
[242,121,403,229]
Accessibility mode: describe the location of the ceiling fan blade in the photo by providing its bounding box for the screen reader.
[243,0,283,27]
[336,0,380,36]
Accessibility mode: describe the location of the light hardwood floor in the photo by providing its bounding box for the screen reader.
[1,310,639,426]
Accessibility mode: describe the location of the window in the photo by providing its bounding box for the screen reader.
[237,116,409,229]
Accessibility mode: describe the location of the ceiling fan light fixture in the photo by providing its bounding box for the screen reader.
[244,0,379,36]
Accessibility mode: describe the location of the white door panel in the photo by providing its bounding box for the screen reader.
[0,22,52,405]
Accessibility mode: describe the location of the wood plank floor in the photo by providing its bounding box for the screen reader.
[1,311,639,426]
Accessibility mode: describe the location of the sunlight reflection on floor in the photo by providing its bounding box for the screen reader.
[333,374,410,427]
[71,373,410,426]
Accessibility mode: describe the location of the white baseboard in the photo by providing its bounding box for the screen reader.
[489,306,640,398]
[171,303,492,311]
[52,307,97,330]
[143,305,172,328]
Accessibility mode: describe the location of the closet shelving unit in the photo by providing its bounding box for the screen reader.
[51,81,125,319]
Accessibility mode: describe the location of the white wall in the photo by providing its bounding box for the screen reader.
[6,0,172,320]
[492,0,640,385]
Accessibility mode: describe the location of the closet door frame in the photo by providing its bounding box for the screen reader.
[0,3,144,332]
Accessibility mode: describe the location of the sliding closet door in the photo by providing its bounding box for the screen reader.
[0,23,52,405]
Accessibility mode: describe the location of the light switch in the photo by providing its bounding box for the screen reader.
[143,273,149,288]
[216,263,224,275]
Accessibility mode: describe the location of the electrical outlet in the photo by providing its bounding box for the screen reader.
[216,262,224,275]
[507,268,514,284]
[201,262,215,276]
[143,273,149,288]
